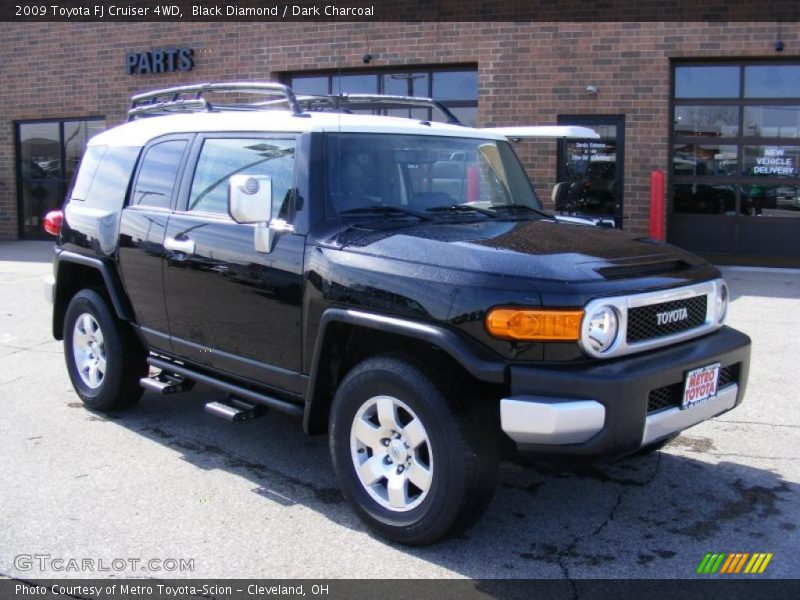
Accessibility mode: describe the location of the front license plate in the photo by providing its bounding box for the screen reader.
[682,363,721,409]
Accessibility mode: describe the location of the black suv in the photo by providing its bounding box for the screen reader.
[44,83,751,545]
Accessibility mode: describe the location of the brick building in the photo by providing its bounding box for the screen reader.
[2,21,799,265]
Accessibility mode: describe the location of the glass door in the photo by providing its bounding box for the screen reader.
[16,119,104,238]
[556,115,625,228]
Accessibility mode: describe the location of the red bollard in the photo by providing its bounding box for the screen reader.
[649,170,665,241]
[466,166,479,202]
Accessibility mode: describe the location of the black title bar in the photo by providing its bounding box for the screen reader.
[2,0,799,22]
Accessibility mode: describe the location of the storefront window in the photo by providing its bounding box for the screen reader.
[673,144,738,177]
[741,184,800,218]
[16,118,105,238]
[674,66,739,99]
[382,72,429,97]
[673,106,739,137]
[672,62,800,219]
[743,145,799,177]
[332,74,378,94]
[743,106,800,139]
[285,67,478,126]
[744,65,800,98]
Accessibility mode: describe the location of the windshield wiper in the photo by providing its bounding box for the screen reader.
[488,204,555,219]
[425,204,497,217]
[339,205,432,221]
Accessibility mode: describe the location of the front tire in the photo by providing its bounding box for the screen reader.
[329,354,498,545]
[63,289,147,411]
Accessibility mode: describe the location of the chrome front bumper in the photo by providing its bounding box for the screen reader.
[500,383,738,448]
[640,384,738,446]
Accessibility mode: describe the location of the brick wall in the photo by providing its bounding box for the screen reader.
[1,21,796,239]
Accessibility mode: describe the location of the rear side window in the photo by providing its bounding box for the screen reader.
[132,140,187,209]
[75,146,140,211]
[187,138,296,217]
[70,146,106,201]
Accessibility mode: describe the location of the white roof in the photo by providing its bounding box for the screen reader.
[89,111,509,148]
[481,126,600,139]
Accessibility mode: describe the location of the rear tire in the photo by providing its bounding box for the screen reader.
[329,354,498,546]
[63,289,147,411]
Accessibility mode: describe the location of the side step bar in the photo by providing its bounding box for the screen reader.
[140,371,194,395]
[146,356,304,417]
[205,396,265,422]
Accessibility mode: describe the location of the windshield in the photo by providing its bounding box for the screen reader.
[325,133,541,216]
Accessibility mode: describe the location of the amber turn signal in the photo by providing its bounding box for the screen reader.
[485,308,584,341]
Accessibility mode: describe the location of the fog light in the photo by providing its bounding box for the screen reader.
[583,306,619,353]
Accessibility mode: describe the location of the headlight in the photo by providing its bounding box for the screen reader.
[716,282,729,324]
[583,306,619,354]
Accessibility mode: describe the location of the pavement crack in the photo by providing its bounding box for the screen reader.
[714,419,800,429]
[592,452,662,539]
[708,453,800,461]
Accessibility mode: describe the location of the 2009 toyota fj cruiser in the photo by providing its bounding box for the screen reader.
[44,82,751,545]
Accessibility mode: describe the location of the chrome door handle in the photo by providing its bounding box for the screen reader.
[164,237,195,255]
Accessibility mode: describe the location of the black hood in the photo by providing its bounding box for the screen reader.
[333,218,707,283]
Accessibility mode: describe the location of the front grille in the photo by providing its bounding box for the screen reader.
[647,384,682,413]
[646,362,741,414]
[718,363,740,388]
[627,295,707,343]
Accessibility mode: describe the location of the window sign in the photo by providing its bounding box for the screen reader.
[744,146,798,177]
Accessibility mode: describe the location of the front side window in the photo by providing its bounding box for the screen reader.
[188,138,296,218]
[132,140,187,209]
[326,133,538,215]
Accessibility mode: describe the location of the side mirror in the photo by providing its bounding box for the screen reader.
[228,175,272,224]
[228,175,280,254]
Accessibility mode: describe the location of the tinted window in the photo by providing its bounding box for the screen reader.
[674,106,739,137]
[383,72,429,97]
[745,65,800,98]
[83,146,141,210]
[332,74,378,94]
[188,138,296,217]
[132,140,186,209]
[675,66,739,99]
[70,146,106,201]
[286,67,478,126]
[743,146,799,177]
[743,106,800,139]
[291,76,328,95]
[432,71,478,101]
[19,122,61,180]
[673,144,738,177]
[16,118,105,238]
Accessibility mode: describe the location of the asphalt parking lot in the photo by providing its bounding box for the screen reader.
[0,240,798,580]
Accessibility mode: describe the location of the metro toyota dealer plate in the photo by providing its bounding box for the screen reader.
[682,363,721,409]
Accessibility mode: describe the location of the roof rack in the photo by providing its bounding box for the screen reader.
[127,81,462,125]
[128,82,303,121]
[293,94,462,125]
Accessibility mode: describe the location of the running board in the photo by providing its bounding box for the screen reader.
[205,396,265,422]
[146,356,304,417]
[140,372,194,395]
